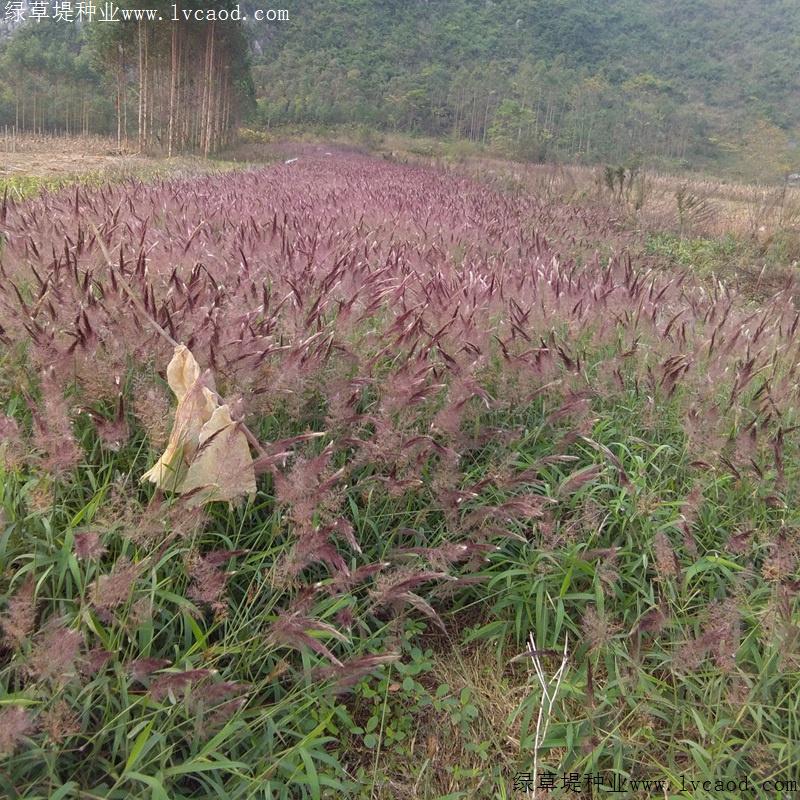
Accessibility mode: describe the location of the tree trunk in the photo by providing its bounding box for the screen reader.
[168,22,178,157]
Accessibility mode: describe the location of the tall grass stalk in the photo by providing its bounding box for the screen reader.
[525,631,569,799]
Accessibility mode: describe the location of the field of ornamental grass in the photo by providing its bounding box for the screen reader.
[0,150,799,798]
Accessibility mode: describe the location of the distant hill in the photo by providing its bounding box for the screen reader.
[1,0,797,176]
[246,0,799,175]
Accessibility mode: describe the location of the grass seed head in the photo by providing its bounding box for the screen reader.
[0,706,34,755]
[0,573,37,648]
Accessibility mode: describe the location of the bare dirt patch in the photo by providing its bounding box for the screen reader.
[1,132,150,178]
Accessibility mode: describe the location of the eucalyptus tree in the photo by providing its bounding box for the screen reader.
[88,1,254,154]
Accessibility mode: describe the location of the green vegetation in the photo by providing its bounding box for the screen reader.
[0,172,102,200]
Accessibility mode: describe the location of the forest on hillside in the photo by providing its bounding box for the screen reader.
[1,0,798,177]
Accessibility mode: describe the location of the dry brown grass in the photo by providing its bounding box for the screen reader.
[0,131,145,177]
[447,158,800,244]
[631,172,800,241]
[0,131,249,179]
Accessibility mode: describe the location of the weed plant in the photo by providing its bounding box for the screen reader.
[0,154,798,798]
